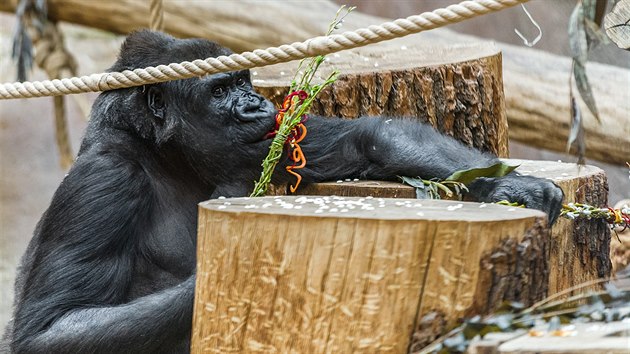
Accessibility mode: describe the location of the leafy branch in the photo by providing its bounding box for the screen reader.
[419,279,630,354]
[250,6,355,197]
[400,161,519,200]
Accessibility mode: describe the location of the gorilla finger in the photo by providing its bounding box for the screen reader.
[543,185,564,225]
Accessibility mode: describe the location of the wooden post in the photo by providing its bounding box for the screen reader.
[512,160,611,295]
[254,41,509,157]
[193,197,549,353]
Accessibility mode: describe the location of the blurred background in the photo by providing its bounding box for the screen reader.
[1,0,628,333]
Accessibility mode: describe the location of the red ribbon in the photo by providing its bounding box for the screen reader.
[268,90,309,192]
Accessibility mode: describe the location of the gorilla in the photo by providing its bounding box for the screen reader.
[4,30,563,353]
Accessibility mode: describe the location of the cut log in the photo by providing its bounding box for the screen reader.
[605,0,630,50]
[2,0,626,164]
[193,197,549,353]
[611,199,630,274]
[511,160,612,295]
[0,0,347,52]
[285,159,612,297]
[498,321,630,354]
[254,42,509,156]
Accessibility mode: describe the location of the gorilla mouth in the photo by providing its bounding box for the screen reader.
[260,116,280,141]
[247,119,277,144]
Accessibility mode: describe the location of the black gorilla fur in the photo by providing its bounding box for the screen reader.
[4,31,563,353]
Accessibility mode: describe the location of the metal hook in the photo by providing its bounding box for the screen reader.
[514,4,542,47]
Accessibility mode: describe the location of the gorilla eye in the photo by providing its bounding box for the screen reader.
[236,78,246,87]
[212,86,225,97]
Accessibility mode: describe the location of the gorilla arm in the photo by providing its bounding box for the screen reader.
[10,154,194,354]
[291,116,563,223]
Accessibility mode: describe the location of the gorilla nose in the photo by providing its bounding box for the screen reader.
[247,95,261,107]
[234,94,271,122]
[243,96,262,113]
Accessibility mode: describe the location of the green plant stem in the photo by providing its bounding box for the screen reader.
[249,6,355,197]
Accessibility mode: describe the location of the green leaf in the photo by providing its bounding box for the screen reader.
[445,162,520,185]
[462,322,484,340]
[567,92,586,164]
[444,332,467,348]
[399,176,430,199]
[584,18,610,45]
[496,301,525,313]
[573,60,601,121]
[582,0,608,26]
[569,3,588,63]
[399,176,425,189]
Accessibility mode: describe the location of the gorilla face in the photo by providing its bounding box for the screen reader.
[142,69,278,184]
[197,71,277,145]
[101,31,279,184]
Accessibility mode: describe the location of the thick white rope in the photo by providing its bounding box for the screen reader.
[0,0,528,100]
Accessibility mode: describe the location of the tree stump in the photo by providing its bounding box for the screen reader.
[253,41,509,157]
[289,159,612,297]
[192,197,549,353]
[511,160,612,295]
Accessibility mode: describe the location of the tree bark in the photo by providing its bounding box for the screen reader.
[510,159,612,295]
[193,197,549,353]
[254,41,508,156]
[2,0,626,164]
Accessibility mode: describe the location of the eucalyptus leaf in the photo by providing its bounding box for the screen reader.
[399,176,425,189]
[605,282,624,299]
[479,324,502,338]
[567,94,586,164]
[445,162,519,186]
[586,18,611,44]
[493,314,515,331]
[582,0,608,25]
[573,60,601,121]
[443,332,466,349]
[582,0,608,26]
[463,322,484,340]
[548,316,561,331]
[427,183,441,199]
[569,3,589,63]
[496,301,525,313]
[399,176,431,199]
[427,284,630,354]
[582,0,597,20]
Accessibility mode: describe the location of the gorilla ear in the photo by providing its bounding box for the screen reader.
[146,85,166,120]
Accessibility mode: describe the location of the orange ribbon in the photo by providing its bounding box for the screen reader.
[286,123,307,192]
[272,90,309,192]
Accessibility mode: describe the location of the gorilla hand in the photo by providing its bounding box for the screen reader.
[469,174,564,225]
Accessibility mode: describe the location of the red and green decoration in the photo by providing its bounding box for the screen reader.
[562,203,629,230]
[250,6,354,197]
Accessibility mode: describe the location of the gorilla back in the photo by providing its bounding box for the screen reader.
[5,30,562,354]
[4,30,279,354]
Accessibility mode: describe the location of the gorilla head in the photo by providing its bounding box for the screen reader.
[85,30,277,186]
